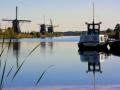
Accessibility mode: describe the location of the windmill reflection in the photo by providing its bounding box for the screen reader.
[40,38,53,55]
[48,38,53,55]
[13,39,20,69]
[40,42,46,54]
[79,50,109,90]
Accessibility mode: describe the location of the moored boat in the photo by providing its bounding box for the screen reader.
[109,39,120,52]
[78,2,108,51]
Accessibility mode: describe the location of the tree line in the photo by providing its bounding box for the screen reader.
[0,23,120,39]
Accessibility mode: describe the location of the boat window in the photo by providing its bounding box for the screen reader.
[100,36,104,42]
[101,37,103,41]
[95,25,99,29]
[90,25,93,29]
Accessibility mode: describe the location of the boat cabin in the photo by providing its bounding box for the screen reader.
[85,21,102,35]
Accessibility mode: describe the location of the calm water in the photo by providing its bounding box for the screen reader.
[0,36,120,90]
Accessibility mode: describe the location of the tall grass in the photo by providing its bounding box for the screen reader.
[35,65,54,85]
[0,31,6,69]
[0,46,6,68]
[0,60,7,88]
[0,32,53,89]
[12,43,41,80]
[0,31,12,89]
[6,65,14,78]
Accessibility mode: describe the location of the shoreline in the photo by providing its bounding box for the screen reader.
[3,85,120,90]
[0,35,80,39]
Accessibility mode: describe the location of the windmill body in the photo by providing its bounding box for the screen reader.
[2,6,31,33]
[47,19,58,33]
[39,19,58,34]
[12,19,21,33]
[40,24,46,34]
[48,26,53,33]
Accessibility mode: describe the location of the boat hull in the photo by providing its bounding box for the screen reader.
[109,40,120,52]
[78,42,108,51]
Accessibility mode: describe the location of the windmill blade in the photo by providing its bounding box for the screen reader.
[16,6,18,19]
[46,25,51,27]
[19,20,31,22]
[2,19,14,21]
[44,16,45,25]
[50,19,53,26]
[53,25,59,27]
[37,24,41,26]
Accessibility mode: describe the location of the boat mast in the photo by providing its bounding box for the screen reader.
[93,72,96,90]
[93,1,95,23]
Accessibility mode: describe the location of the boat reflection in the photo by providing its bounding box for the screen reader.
[78,50,109,90]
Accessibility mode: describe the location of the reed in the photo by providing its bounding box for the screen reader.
[35,65,54,85]
[0,47,6,69]
[0,32,6,69]
[0,32,53,89]
[6,65,14,78]
[0,32,12,89]
[0,60,7,88]
[1,32,5,49]
[12,43,41,80]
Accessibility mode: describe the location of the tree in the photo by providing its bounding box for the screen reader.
[0,28,2,34]
[106,28,113,33]
[114,24,120,39]
[4,27,16,38]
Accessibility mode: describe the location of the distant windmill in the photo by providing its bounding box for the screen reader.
[38,16,46,35]
[46,19,59,33]
[39,24,46,35]
[38,18,58,34]
[2,6,31,33]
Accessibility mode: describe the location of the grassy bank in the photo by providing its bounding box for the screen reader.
[0,28,63,39]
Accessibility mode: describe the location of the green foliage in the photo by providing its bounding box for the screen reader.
[106,28,113,33]
[0,28,16,39]
[114,24,120,32]
[0,29,2,34]
[30,31,41,38]
[114,24,120,39]
[0,28,63,39]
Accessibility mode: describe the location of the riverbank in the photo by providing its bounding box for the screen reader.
[0,32,64,39]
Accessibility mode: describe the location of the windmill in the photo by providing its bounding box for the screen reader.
[38,16,47,35]
[2,6,31,33]
[39,24,46,35]
[46,19,59,33]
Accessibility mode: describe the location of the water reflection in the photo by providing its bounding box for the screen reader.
[40,42,46,54]
[78,50,109,90]
[48,42,53,55]
[40,38,54,55]
[1,36,120,89]
[13,39,20,69]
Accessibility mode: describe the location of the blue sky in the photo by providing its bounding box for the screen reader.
[0,0,120,32]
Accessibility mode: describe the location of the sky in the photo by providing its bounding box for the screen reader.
[0,0,120,32]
